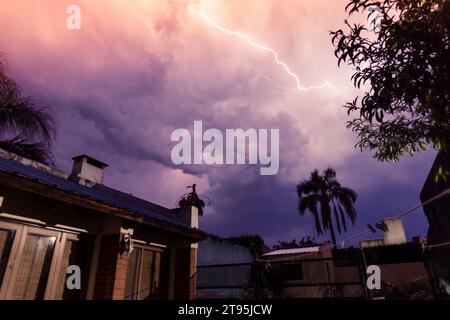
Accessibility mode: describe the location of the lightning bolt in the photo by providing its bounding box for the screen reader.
[188,4,332,92]
[231,57,289,92]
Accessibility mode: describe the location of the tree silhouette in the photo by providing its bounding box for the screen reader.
[331,0,449,162]
[225,234,268,256]
[0,58,55,164]
[297,168,357,246]
[177,184,208,216]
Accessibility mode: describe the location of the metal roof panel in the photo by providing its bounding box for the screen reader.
[262,246,321,256]
[0,156,190,228]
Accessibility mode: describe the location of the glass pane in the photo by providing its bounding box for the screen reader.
[138,250,154,300]
[11,234,56,300]
[54,240,74,300]
[281,263,304,281]
[124,247,141,300]
[152,252,161,298]
[53,235,94,300]
[124,248,162,300]
[0,229,15,286]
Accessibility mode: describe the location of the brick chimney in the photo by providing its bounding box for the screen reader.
[175,206,199,229]
[70,154,108,185]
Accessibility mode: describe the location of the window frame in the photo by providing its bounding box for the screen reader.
[280,262,305,282]
[124,243,163,300]
[0,220,82,300]
[0,220,24,299]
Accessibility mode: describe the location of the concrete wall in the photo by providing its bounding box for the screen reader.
[279,261,426,299]
[197,238,254,266]
[378,262,427,285]
[197,238,255,299]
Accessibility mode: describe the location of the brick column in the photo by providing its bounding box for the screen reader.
[93,233,129,300]
[174,246,197,300]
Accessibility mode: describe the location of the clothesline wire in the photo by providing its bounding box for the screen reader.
[258,188,450,263]
[423,241,450,249]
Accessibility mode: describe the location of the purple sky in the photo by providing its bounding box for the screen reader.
[0,0,436,246]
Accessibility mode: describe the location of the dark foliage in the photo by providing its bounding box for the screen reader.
[272,236,317,250]
[297,168,357,245]
[225,234,268,256]
[331,0,450,162]
[0,58,56,164]
[177,184,207,216]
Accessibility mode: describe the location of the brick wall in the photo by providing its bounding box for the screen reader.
[189,247,197,299]
[92,234,197,300]
[174,247,197,299]
[93,233,129,300]
[158,250,171,299]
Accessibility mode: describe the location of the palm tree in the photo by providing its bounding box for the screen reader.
[0,59,55,164]
[177,184,209,216]
[297,168,357,246]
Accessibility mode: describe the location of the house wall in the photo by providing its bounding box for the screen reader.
[93,233,126,300]
[333,262,427,298]
[174,246,197,299]
[420,150,450,245]
[276,252,339,299]
[262,247,339,299]
[282,284,360,299]
[0,186,197,300]
[378,262,427,285]
[420,151,450,297]
[278,261,426,299]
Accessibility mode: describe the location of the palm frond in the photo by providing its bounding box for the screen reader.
[0,59,56,163]
[0,76,56,141]
[297,167,358,243]
[0,136,54,165]
[320,200,331,230]
[338,193,357,224]
[308,200,323,235]
[340,186,357,202]
[298,194,319,215]
[338,204,348,232]
[177,184,208,216]
[333,202,342,234]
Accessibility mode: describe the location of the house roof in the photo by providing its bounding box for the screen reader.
[72,154,109,168]
[0,154,199,235]
[262,245,321,256]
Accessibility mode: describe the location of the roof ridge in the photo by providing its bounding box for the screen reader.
[0,152,190,229]
[0,148,69,179]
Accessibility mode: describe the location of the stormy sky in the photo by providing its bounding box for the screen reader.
[0,0,436,246]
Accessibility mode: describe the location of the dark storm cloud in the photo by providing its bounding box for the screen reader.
[0,0,437,246]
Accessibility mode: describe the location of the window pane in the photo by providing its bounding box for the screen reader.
[281,263,304,281]
[0,229,15,286]
[138,250,154,300]
[53,235,94,300]
[11,234,56,300]
[54,240,74,300]
[124,248,141,300]
[153,252,161,298]
[124,247,162,300]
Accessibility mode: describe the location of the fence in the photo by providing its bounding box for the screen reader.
[196,255,367,299]
[196,262,256,299]
[260,256,367,299]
